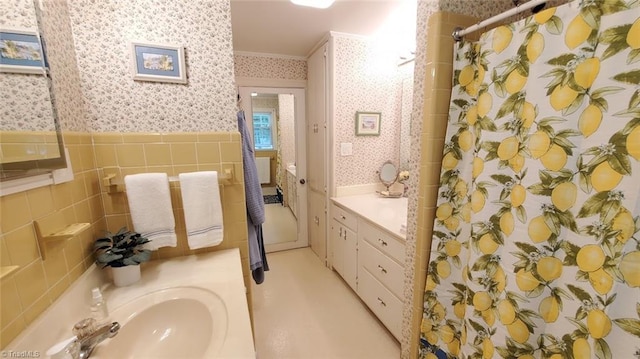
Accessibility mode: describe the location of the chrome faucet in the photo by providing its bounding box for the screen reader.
[77,320,120,359]
[51,318,120,359]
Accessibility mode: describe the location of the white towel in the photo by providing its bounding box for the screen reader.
[124,173,177,250]
[178,171,224,249]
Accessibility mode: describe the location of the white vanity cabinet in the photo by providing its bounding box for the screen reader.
[330,194,407,341]
[330,203,358,291]
[356,220,405,340]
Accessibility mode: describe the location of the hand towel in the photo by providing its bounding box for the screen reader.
[178,171,224,249]
[124,173,177,250]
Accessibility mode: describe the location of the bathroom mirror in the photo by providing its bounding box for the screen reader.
[399,73,413,170]
[0,0,67,181]
[239,86,308,254]
[379,160,398,191]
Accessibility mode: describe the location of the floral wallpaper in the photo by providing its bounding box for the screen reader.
[0,0,37,28]
[66,0,237,133]
[234,54,307,80]
[279,93,295,169]
[399,62,414,171]
[333,34,402,187]
[0,0,55,132]
[0,76,54,131]
[39,0,89,132]
[251,97,278,112]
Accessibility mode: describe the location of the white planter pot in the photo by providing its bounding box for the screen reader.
[111,265,141,287]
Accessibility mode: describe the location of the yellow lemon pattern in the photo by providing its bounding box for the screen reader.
[628,18,640,49]
[421,2,640,359]
[565,14,592,49]
[578,104,603,137]
[526,32,545,63]
[492,26,513,54]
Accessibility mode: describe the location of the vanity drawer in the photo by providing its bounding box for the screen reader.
[358,220,405,264]
[358,266,403,341]
[359,238,404,298]
[331,203,358,231]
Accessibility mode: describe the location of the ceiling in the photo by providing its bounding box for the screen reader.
[230,0,410,58]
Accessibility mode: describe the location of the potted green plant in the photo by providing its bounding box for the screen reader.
[94,228,152,287]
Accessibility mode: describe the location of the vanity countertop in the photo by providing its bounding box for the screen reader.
[331,193,408,240]
[7,248,255,359]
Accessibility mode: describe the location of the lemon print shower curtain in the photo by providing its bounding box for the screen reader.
[420,1,640,358]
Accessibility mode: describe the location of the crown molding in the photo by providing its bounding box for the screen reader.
[328,31,369,41]
[234,77,306,89]
[233,51,307,61]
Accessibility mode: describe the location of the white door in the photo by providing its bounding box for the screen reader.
[307,42,328,264]
[238,86,308,252]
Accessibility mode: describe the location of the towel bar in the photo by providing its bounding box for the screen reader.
[102,167,235,194]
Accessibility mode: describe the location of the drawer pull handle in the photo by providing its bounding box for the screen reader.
[339,227,343,236]
[377,297,386,307]
[341,215,346,220]
[377,265,387,274]
[378,238,388,246]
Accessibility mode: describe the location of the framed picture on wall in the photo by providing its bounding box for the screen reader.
[355,111,381,136]
[130,41,186,84]
[0,28,46,75]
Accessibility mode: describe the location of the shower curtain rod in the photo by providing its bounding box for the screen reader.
[452,0,549,41]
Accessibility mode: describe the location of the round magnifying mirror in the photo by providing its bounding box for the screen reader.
[379,161,398,190]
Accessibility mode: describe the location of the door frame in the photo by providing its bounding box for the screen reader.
[238,85,308,252]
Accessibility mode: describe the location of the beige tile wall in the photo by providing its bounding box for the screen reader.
[0,132,103,348]
[93,131,248,264]
[0,131,62,163]
[0,131,250,349]
[92,132,252,316]
[409,12,478,358]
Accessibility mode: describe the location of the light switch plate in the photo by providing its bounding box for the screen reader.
[340,142,353,156]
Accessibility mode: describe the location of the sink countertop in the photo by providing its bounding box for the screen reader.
[331,193,408,240]
[7,248,255,359]
[104,249,255,358]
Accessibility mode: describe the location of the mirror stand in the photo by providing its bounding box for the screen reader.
[378,160,402,198]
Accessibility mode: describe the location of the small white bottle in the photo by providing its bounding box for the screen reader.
[90,287,109,325]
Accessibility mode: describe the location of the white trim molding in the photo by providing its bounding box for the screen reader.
[234,77,306,89]
[0,148,73,197]
[233,51,307,61]
[328,31,369,41]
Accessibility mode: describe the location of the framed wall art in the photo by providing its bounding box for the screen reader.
[355,111,381,136]
[0,28,46,75]
[130,41,186,84]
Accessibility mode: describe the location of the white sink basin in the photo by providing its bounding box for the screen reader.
[7,249,254,358]
[91,287,227,358]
